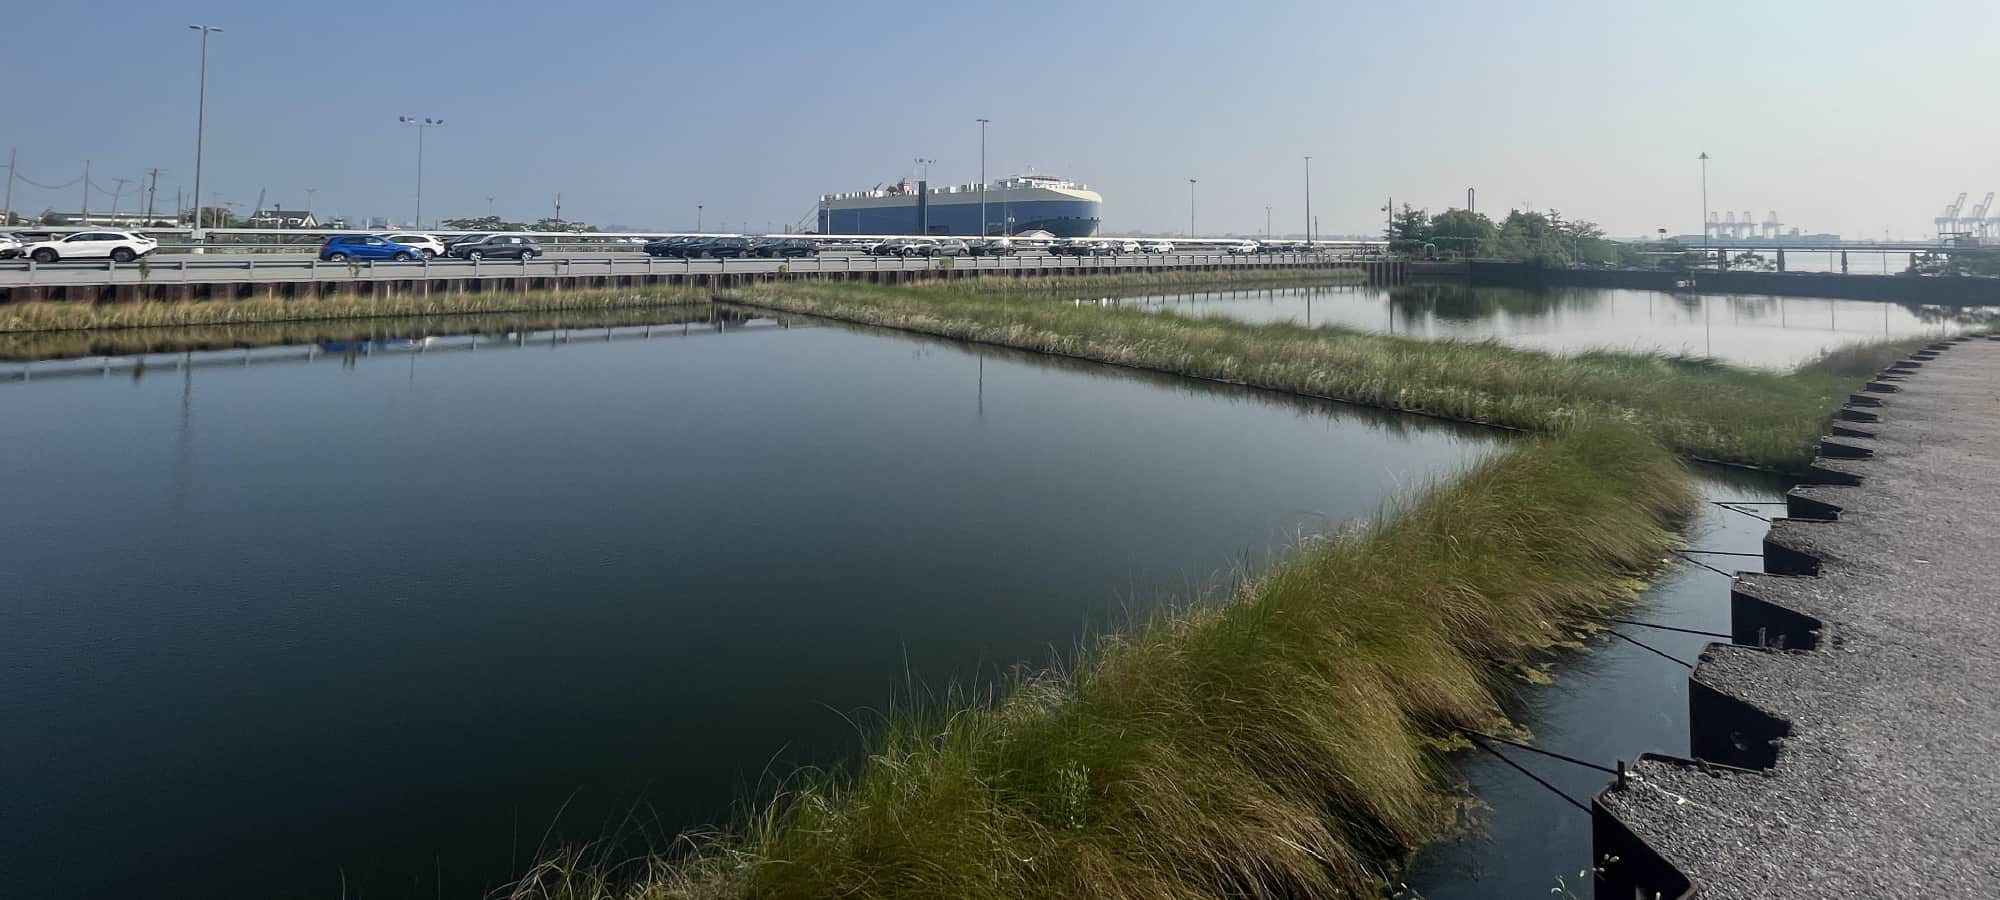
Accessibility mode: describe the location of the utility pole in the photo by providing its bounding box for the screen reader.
[1303,155,1312,245]
[1264,205,1272,238]
[110,177,132,219]
[485,195,494,217]
[1,147,14,226]
[189,24,222,234]
[552,192,562,229]
[1188,178,1197,237]
[145,168,165,221]
[1467,187,1475,216]
[977,118,990,236]
[81,160,91,223]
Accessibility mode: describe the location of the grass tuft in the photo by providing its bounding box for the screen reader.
[509,422,1698,900]
[719,279,1937,470]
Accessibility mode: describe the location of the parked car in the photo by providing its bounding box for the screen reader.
[865,239,901,256]
[695,236,754,258]
[444,232,493,250]
[886,238,941,257]
[0,233,22,259]
[932,239,969,256]
[21,230,160,263]
[969,238,1017,256]
[1049,238,1086,256]
[319,235,423,262]
[1227,241,1259,255]
[446,234,543,260]
[1115,239,1142,254]
[378,233,446,259]
[752,237,817,258]
[1144,240,1175,253]
[644,236,697,257]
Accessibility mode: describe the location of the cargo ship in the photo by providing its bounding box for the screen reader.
[818,173,1102,237]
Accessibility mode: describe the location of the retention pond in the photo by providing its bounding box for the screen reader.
[4,307,1521,898]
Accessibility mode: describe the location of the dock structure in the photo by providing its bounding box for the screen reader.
[0,253,1401,305]
[1593,334,2000,898]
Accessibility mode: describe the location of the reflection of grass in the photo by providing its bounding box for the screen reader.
[0,305,725,361]
[510,423,1697,900]
[0,286,708,334]
[931,267,1365,296]
[722,280,1936,470]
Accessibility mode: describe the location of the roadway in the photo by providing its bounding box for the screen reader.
[0,250,1372,289]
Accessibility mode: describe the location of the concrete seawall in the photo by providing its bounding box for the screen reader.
[0,254,1403,305]
[1592,334,2000,898]
[1466,261,1999,306]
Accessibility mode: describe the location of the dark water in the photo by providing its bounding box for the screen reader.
[1,309,1505,899]
[1402,466,1786,899]
[1096,283,1989,368]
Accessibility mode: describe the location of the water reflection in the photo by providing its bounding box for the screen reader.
[1098,282,1991,368]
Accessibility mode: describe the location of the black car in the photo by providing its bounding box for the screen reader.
[688,236,753,259]
[752,237,817,258]
[447,234,542,260]
[644,236,696,257]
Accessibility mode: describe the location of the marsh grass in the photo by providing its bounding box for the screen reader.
[508,422,1697,900]
[0,285,710,334]
[720,280,1935,469]
[0,304,723,362]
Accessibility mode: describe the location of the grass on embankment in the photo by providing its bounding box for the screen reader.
[510,422,1697,900]
[0,285,709,334]
[720,279,1929,470]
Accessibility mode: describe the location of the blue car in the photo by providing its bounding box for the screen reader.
[319,235,422,262]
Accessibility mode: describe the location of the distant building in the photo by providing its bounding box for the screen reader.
[39,211,179,227]
[248,209,320,229]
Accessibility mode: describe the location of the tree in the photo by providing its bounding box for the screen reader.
[1490,210,1571,268]
[1386,203,1431,254]
[181,206,241,229]
[1427,208,1495,258]
[442,215,528,231]
[530,217,598,234]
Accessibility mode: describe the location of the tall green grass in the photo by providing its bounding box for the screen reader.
[509,422,1697,900]
[0,285,709,334]
[720,280,1930,470]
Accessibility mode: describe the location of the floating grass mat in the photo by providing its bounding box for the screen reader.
[509,422,1698,900]
[721,279,1934,470]
[0,285,711,334]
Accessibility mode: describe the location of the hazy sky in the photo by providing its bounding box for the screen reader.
[5,1,1993,237]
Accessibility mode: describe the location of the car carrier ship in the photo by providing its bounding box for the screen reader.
[817,173,1102,237]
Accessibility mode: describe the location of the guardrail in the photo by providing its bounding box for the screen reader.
[0,251,1383,290]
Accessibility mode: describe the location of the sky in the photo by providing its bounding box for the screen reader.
[4,0,1994,238]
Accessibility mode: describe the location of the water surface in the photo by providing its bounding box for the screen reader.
[1,308,1502,899]
[1096,283,1986,368]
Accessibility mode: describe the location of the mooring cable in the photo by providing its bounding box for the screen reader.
[1677,548,1763,558]
[1600,617,1733,639]
[1711,503,1772,523]
[1463,734,1592,815]
[1670,550,1738,578]
[1604,629,1696,669]
[1463,731,1619,775]
[1708,500,1786,505]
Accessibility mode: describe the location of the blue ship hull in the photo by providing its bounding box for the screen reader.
[819,198,1100,238]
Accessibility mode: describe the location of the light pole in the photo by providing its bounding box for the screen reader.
[696,204,703,232]
[976,118,990,236]
[188,24,222,234]
[304,186,317,216]
[1188,178,1197,237]
[1698,152,1711,257]
[398,116,443,228]
[1303,155,1312,245]
[1264,205,1272,239]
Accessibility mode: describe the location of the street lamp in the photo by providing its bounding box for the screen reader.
[696,204,703,232]
[304,186,317,216]
[398,116,443,228]
[1303,155,1312,245]
[1264,205,1272,239]
[1188,178,1197,237]
[188,24,222,234]
[976,118,990,236]
[1698,152,1711,256]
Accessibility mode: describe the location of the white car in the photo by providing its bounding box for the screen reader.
[0,233,23,259]
[21,230,160,263]
[1116,239,1142,254]
[378,233,446,259]
[1145,240,1174,253]
[1227,241,1259,255]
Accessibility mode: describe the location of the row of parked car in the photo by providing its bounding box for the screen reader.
[642,236,817,259]
[317,232,545,262]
